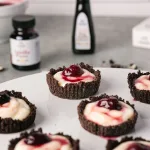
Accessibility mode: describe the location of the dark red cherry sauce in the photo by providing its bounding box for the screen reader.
[25,133,51,146]
[0,93,10,105]
[0,3,12,6]
[96,97,123,124]
[62,65,84,77]
[62,65,94,82]
[127,143,150,150]
[97,97,122,110]
[25,133,69,147]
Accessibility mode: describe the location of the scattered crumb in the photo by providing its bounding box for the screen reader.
[102,60,139,70]
[109,59,115,64]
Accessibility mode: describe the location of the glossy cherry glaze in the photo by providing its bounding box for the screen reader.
[0,93,10,105]
[25,133,51,146]
[24,133,70,147]
[127,143,150,150]
[97,97,122,110]
[62,65,84,77]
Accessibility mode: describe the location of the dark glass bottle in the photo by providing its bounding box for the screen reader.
[72,0,95,54]
[10,15,40,71]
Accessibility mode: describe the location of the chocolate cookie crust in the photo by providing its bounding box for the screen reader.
[106,136,150,150]
[8,128,80,150]
[78,94,138,137]
[128,71,150,104]
[46,62,101,99]
[0,90,36,133]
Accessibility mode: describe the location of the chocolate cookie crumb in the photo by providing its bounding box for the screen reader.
[102,60,139,70]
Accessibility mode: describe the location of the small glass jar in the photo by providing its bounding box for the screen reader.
[10,15,40,71]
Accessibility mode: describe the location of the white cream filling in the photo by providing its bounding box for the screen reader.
[113,141,150,150]
[0,97,30,120]
[135,75,150,90]
[84,101,134,126]
[14,135,72,150]
[53,69,95,87]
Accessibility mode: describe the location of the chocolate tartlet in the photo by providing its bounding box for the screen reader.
[78,94,138,137]
[128,71,150,104]
[46,62,101,99]
[106,136,150,150]
[0,90,36,133]
[8,128,80,150]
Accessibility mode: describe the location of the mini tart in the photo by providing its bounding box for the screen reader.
[8,128,80,150]
[0,90,36,133]
[128,70,150,104]
[46,62,101,99]
[78,94,138,137]
[106,136,150,150]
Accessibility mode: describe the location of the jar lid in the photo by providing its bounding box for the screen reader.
[12,15,36,28]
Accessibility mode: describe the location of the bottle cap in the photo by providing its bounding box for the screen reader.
[78,0,89,3]
[12,15,35,29]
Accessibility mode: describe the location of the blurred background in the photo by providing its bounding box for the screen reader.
[28,0,150,16]
[0,0,150,83]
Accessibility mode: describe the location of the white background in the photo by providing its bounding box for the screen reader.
[27,0,150,16]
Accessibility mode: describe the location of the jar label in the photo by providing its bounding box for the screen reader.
[75,12,91,50]
[10,38,40,66]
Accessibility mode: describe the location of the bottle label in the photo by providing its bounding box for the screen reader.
[75,12,91,50]
[10,38,40,66]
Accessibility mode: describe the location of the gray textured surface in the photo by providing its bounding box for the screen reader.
[0,16,148,83]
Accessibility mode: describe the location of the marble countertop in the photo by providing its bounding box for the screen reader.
[0,16,148,83]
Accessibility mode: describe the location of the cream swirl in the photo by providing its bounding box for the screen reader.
[0,97,30,120]
[84,101,134,126]
[135,75,150,90]
[54,69,95,87]
[113,141,150,150]
[14,135,72,150]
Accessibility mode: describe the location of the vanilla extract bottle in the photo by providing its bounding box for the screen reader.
[72,0,95,54]
[10,15,40,71]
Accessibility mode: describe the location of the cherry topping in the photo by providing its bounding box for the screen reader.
[62,65,84,77]
[97,97,122,110]
[127,143,150,150]
[24,133,51,146]
[0,93,10,105]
